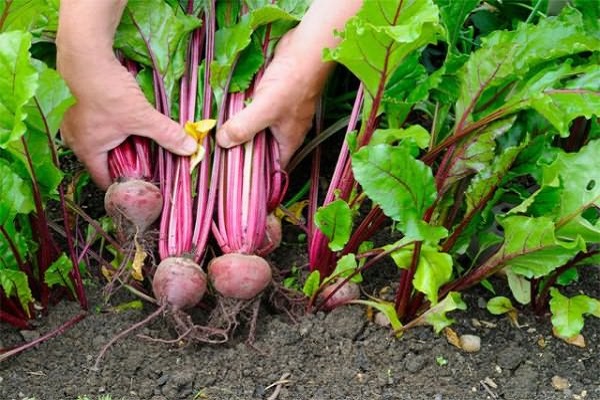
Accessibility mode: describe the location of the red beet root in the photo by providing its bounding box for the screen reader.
[152,257,207,311]
[104,179,163,233]
[208,253,272,300]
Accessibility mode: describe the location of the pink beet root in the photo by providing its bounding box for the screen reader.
[104,179,163,233]
[208,253,272,300]
[152,257,207,311]
[319,279,360,310]
[258,213,282,255]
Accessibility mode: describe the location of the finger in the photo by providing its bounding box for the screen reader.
[84,152,112,191]
[136,107,198,155]
[216,95,277,148]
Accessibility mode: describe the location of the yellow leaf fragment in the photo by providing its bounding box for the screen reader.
[185,119,216,173]
[444,327,461,348]
[552,327,586,348]
[101,265,114,281]
[131,239,147,281]
[274,200,309,224]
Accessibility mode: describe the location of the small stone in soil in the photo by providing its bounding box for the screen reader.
[459,334,481,352]
[551,375,570,391]
[19,330,40,342]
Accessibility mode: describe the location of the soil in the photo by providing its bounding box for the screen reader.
[1,240,599,400]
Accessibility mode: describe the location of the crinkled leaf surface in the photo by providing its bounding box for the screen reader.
[314,199,352,252]
[456,9,600,122]
[353,143,446,242]
[543,140,600,242]
[444,117,515,193]
[435,0,479,51]
[324,0,442,98]
[495,216,586,279]
[0,268,33,315]
[0,0,59,40]
[550,288,600,338]
[0,31,38,147]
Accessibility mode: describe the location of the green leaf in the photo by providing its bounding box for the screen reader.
[370,125,430,149]
[543,140,600,242]
[421,292,466,333]
[550,288,600,338]
[0,268,33,315]
[328,254,362,284]
[44,253,74,294]
[211,3,302,102]
[412,246,453,305]
[114,0,201,102]
[444,117,516,193]
[435,0,479,51]
[115,0,201,74]
[324,0,442,98]
[302,270,320,297]
[0,0,59,40]
[0,159,34,225]
[556,267,579,286]
[314,199,352,252]
[25,61,75,134]
[353,143,446,242]
[456,9,600,123]
[486,296,515,315]
[352,299,403,333]
[506,269,531,305]
[229,39,264,93]
[496,216,586,278]
[0,31,38,147]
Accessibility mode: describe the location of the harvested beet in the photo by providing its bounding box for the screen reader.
[208,253,272,300]
[152,257,207,311]
[104,179,163,233]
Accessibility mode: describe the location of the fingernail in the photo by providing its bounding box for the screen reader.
[217,130,232,148]
[183,136,198,154]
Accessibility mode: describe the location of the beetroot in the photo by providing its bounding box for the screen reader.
[208,253,272,300]
[318,279,360,310]
[104,179,163,234]
[152,257,207,310]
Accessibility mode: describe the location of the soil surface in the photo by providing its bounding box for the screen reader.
[1,242,599,400]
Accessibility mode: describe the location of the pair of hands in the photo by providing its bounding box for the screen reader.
[57,0,362,189]
[58,29,317,190]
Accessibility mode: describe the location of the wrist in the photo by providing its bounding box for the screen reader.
[56,0,127,55]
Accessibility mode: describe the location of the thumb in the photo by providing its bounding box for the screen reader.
[217,95,276,148]
[136,107,198,155]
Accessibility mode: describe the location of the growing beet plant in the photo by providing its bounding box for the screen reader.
[303,0,600,338]
[0,19,86,336]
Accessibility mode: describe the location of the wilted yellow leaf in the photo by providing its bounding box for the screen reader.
[131,239,147,281]
[274,200,309,224]
[552,327,586,348]
[444,327,461,348]
[185,119,216,173]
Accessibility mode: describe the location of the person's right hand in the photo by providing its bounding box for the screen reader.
[57,51,198,190]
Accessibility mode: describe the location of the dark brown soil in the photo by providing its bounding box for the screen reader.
[1,243,599,400]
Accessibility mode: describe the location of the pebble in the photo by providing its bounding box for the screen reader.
[374,312,391,327]
[551,375,570,391]
[19,330,40,342]
[459,334,481,352]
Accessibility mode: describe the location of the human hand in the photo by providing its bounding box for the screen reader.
[56,0,197,190]
[57,52,197,190]
[216,0,363,168]
[216,29,320,168]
